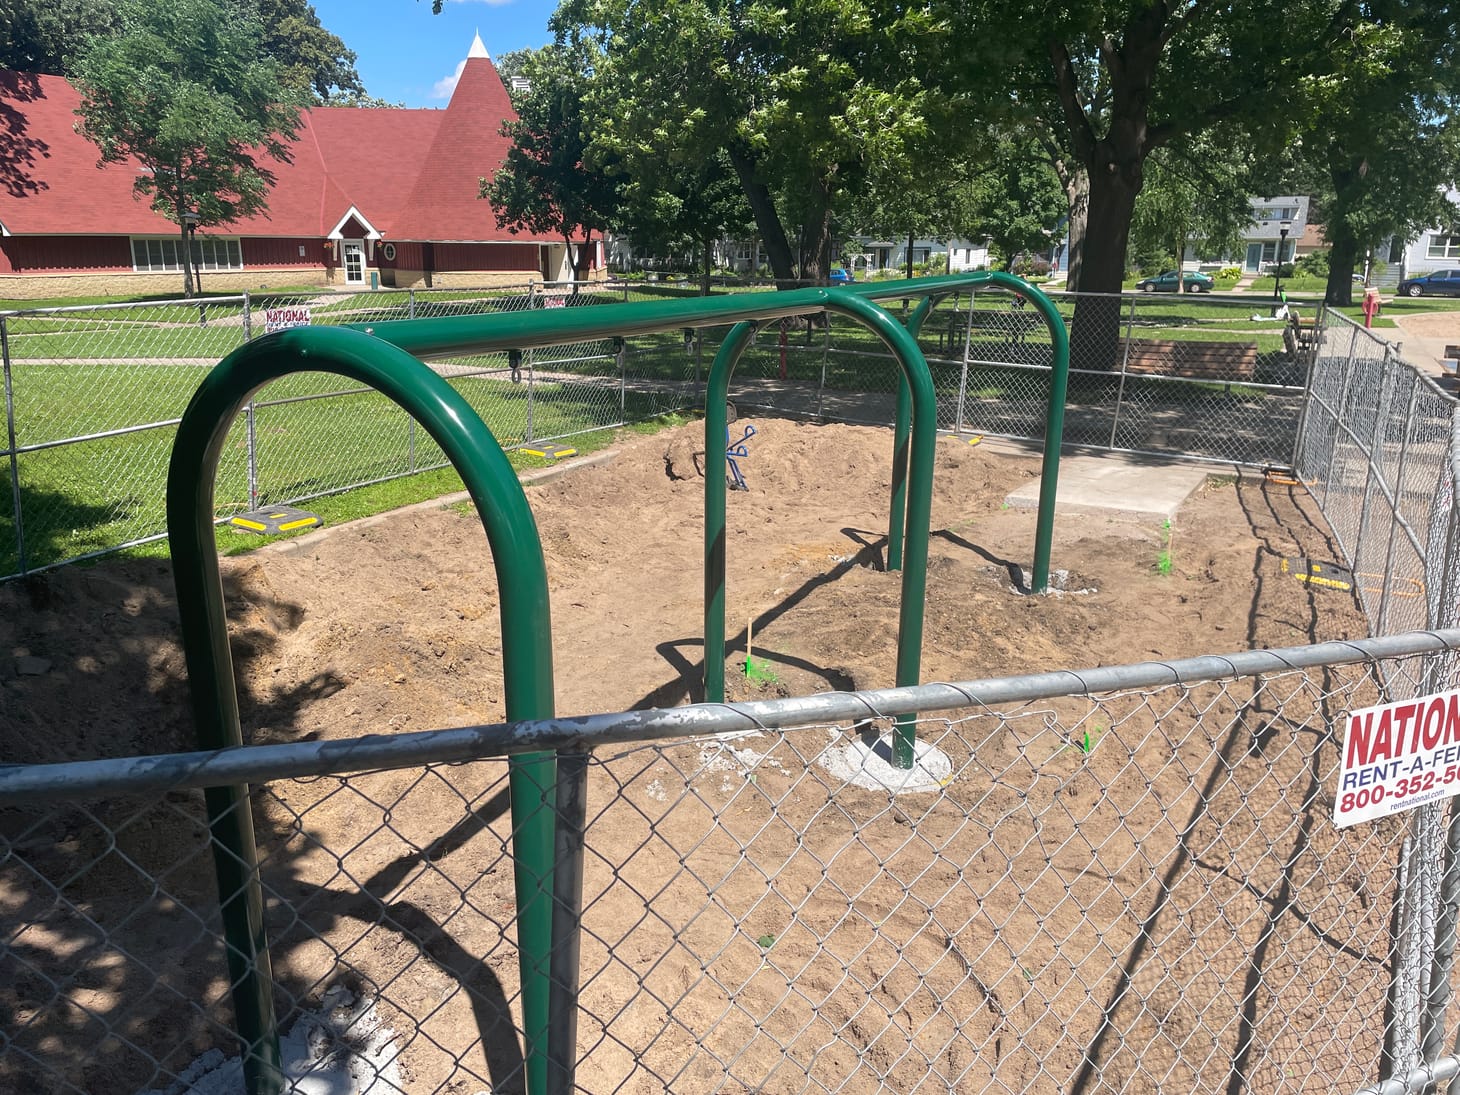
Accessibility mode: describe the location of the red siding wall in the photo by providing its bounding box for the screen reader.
[378,241,424,271]
[245,238,330,268]
[0,236,132,273]
[434,242,539,272]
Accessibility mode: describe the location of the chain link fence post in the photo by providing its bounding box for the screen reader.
[2,313,24,575]
[1109,293,1138,449]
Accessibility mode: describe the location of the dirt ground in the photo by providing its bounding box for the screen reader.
[1,419,1384,1094]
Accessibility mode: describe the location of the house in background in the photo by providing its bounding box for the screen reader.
[0,36,585,300]
[1391,189,1460,283]
[1237,196,1309,272]
[1180,195,1311,272]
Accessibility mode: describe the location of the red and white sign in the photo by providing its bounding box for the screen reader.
[1335,689,1460,827]
[264,306,312,333]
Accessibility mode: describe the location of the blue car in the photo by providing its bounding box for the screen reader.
[1398,270,1460,297]
[829,268,854,284]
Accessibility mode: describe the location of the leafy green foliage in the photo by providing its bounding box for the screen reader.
[3,0,361,103]
[483,41,621,281]
[72,0,307,296]
[0,0,120,76]
[1279,5,1460,305]
[553,0,960,281]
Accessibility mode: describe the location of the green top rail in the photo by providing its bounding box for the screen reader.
[166,325,560,1095]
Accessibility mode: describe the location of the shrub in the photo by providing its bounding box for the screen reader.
[1295,250,1330,277]
[1219,265,1243,280]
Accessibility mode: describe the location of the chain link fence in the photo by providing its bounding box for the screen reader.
[1294,312,1458,637]
[0,282,1440,601]
[4,631,1459,1094]
[0,283,704,578]
[726,289,1310,466]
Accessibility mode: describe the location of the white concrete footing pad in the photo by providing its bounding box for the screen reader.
[1004,453,1215,521]
[816,732,953,793]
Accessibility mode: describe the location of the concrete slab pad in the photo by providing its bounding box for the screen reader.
[1004,453,1213,521]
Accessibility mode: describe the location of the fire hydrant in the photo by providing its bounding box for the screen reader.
[1363,287,1381,328]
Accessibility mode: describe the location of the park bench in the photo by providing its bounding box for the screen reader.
[1122,337,1259,381]
[940,309,1042,352]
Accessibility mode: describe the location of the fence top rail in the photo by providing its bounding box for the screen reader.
[345,274,1038,359]
[3,628,1455,805]
[0,294,253,319]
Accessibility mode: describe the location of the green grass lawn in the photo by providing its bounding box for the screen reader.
[2,348,695,576]
[0,281,1322,579]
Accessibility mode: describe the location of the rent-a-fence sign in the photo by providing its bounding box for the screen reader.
[264,306,312,333]
[1335,689,1460,827]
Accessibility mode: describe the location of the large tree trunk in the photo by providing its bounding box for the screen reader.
[572,233,595,283]
[1324,224,1361,307]
[1063,167,1089,291]
[700,239,713,296]
[727,143,797,285]
[1071,158,1143,370]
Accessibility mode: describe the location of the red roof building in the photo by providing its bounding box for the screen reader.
[0,36,575,299]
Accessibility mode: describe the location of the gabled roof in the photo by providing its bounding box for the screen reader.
[0,45,555,245]
[389,38,543,243]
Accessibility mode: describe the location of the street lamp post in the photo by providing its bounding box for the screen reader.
[1272,219,1292,300]
[181,210,202,299]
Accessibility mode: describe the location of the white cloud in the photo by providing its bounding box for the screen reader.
[432,59,467,99]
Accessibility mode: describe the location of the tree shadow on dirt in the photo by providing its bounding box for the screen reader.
[0,557,526,1093]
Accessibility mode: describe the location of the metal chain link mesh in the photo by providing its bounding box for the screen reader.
[1298,313,1458,636]
[3,644,1452,1094]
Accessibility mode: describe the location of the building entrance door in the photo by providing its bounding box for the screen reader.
[342,241,365,284]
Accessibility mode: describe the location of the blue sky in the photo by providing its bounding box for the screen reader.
[311,0,561,107]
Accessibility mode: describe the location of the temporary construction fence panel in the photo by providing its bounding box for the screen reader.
[3,631,1459,1094]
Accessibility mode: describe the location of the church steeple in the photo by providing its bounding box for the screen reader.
[468,32,490,60]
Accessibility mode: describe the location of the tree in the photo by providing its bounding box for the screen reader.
[483,42,621,284]
[3,0,362,103]
[256,0,364,101]
[1285,8,1460,305]
[1128,132,1258,290]
[73,0,305,297]
[552,0,955,284]
[952,2,1348,298]
[612,150,754,292]
[1,0,120,76]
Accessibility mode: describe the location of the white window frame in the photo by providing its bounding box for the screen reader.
[1426,235,1460,260]
[130,236,243,273]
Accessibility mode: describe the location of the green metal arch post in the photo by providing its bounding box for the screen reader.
[704,291,938,768]
[166,325,559,1095]
[842,274,1070,593]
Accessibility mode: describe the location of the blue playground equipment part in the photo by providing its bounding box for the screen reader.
[726,420,757,491]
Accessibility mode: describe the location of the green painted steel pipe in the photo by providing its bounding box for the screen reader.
[838,274,1071,593]
[166,325,559,1095]
[702,292,937,771]
[703,321,762,706]
[887,296,941,573]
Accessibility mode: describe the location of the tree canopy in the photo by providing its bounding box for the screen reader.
[3,0,362,103]
[72,0,306,296]
[551,0,958,282]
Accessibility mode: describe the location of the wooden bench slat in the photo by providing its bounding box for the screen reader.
[1123,337,1258,379]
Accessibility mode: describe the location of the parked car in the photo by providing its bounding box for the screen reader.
[1135,269,1215,293]
[829,267,854,284]
[1398,270,1460,297]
